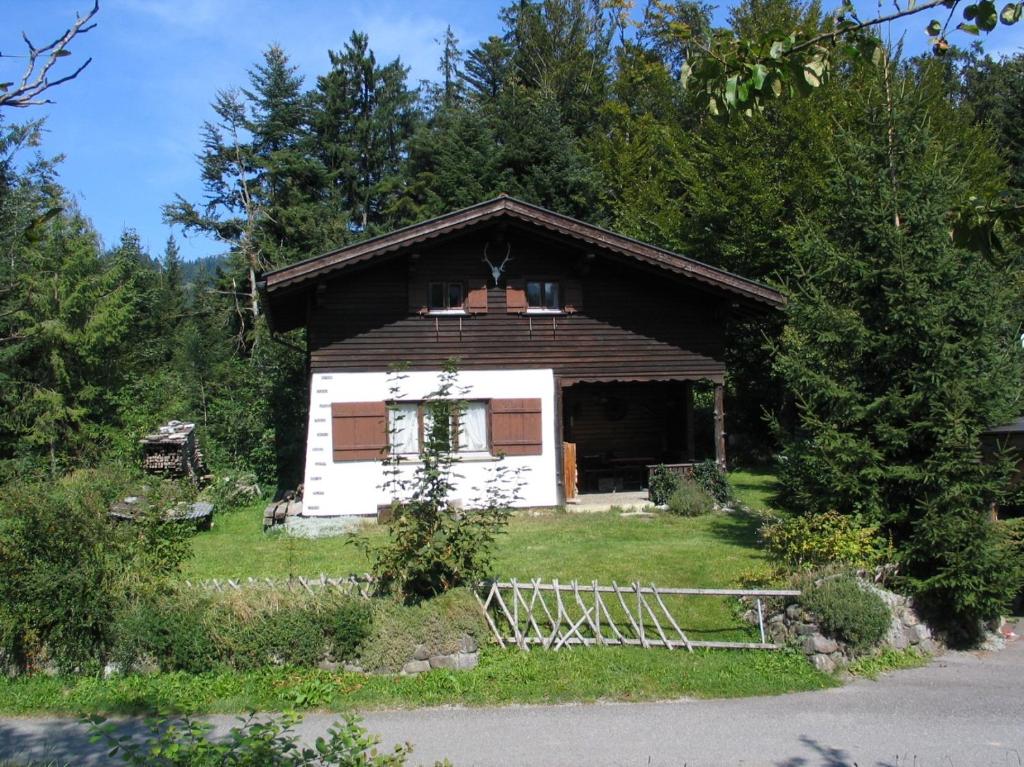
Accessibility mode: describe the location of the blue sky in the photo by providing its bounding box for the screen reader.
[4,1,1023,263]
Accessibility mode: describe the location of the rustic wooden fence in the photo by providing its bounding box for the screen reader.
[477,579,801,651]
[186,574,375,598]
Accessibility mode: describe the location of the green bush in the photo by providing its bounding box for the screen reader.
[112,589,374,673]
[260,607,329,668]
[112,590,219,674]
[0,470,193,673]
[692,460,732,504]
[759,511,886,572]
[902,504,1022,645]
[358,362,519,602]
[666,480,714,517]
[359,588,486,673]
[322,598,373,662]
[802,576,890,651]
[648,465,681,505]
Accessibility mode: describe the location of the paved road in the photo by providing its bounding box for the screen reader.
[1,636,1021,767]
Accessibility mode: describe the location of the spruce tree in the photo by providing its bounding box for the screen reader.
[772,60,1024,640]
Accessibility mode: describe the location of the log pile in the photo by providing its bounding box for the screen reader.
[140,420,208,480]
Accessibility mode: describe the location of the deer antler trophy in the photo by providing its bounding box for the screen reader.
[482,242,513,286]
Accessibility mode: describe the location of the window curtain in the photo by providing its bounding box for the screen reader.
[389,403,419,454]
[461,402,488,452]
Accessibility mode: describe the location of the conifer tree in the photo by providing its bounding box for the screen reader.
[772,60,1024,639]
[313,32,418,235]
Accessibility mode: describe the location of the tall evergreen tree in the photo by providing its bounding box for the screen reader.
[463,35,513,101]
[772,60,1024,638]
[313,32,419,235]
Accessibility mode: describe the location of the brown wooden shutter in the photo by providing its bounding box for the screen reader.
[563,279,583,314]
[408,265,429,315]
[490,398,543,456]
[506,279,528,313]
[332,402,387,461]
[466,276,488,314]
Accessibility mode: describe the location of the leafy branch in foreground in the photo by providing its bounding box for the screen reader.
[87,712,421,767]
[679,0,1020,118]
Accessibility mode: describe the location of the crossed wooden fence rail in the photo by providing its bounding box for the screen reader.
[186,574,375,598]
[477,579,801,651]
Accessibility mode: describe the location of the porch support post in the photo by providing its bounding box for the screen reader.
[713,381,726,471]
[683,381,695,461]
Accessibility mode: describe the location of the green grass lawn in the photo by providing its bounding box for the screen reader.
[729,467,779,512]
[186,468,780,583]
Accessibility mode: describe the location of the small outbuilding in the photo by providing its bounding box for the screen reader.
[261,196,784,518]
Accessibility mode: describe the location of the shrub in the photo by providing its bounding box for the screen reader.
[112,590,218,674]
[359,588,486,673]
[322,598,373,662]
[902,504,1022,645]
[0,470,193,673]
[666,480,714,517]
[356,361,522,602]
[692,460,732,504]
[260,606,330,668]
[112,589,374,673]
[759,511,886,572]
[648,465,681,505]
[801,576,890,651]
[88,711,413,766]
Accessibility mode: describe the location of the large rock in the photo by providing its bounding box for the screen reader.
[811,653,836,673]
[402,660,431,675]
[804,634,839,655]
[458,634,479,654]
[429,654,458,669]
[455,652,479,670]
[412,644,431,661]
[795,622,818,636]
[910,623,931,643]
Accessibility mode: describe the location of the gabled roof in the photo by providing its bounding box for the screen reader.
[262,196,785,309]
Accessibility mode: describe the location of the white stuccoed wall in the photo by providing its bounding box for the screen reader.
[302,368,559,517]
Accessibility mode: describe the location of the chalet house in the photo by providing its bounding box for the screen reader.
[261,196,784,518]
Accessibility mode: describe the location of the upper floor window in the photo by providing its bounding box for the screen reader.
[526,280,560,311]
[428,281,465,312]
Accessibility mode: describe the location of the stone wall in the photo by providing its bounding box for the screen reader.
[400,634,480,675]
[757,581,938,672]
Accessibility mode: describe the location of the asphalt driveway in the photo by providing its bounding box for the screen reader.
[1,633,1021,766]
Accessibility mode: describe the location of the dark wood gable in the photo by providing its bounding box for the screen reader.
[261,196,784,383]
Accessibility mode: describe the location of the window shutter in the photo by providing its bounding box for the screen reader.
[490,398,543,456]
[506,279,528,313]
[408,265,429,315]
[332,402,387,461]
[563,279,583,314]
[466,277,489,314]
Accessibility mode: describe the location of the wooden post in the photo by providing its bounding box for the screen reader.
[683,381,695,461]
[714,381,726,471]
[554,378,566,505]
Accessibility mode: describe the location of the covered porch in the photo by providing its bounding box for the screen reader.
[558,379,726,502]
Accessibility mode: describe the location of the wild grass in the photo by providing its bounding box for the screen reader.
[845,647,932,679]
[0,647,834,716]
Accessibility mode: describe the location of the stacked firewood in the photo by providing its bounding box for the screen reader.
[140,421,208,480]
